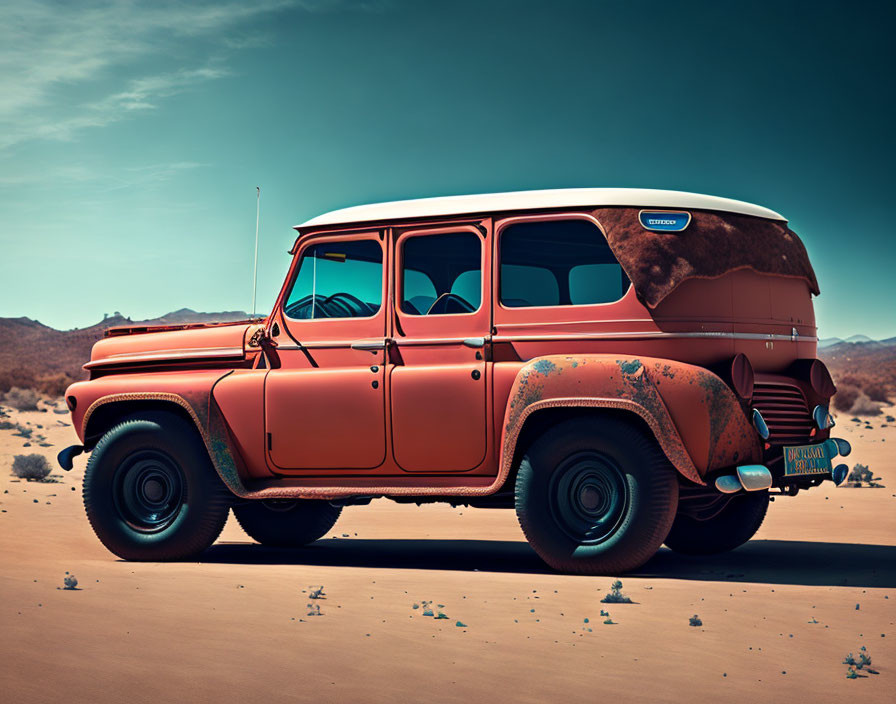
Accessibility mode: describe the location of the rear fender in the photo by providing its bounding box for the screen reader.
[500,355,762,485]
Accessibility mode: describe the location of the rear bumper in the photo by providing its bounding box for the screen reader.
[713,437,851,493]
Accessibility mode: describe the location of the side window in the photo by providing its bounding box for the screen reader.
[284,239,382,319]
[400,232,482,315]
[499,219,629,307]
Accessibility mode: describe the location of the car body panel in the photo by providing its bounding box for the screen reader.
[64,191,829,501]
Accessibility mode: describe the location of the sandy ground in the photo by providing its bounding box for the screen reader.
[0,400,893,704]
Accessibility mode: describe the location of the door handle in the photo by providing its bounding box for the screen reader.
[351,339,387,351]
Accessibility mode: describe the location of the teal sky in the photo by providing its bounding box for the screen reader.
[1,0,894,338]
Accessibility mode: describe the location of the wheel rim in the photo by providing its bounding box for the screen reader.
[113,450,185,533]
[549,451,629,544]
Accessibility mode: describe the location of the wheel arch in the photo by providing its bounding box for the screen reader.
[501,397,702,489]
[81,392,248,498]
[506,405,660,488]
[498,354,762,488]
[83,396,199,448]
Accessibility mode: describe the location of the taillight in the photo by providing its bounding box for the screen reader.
[809,359,836,398]
[730,353,755,400]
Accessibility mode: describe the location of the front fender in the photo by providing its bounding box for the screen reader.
[500,355,761,485]
[69,371,251,497]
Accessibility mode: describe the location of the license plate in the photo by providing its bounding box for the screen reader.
[783,443,833,476]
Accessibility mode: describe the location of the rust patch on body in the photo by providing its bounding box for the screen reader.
[500,354,761,485]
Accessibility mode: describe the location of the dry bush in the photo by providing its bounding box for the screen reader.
[11,454,52,481]
[3,387,40,411]
[833,384,860,413]
[863,381,890,403]
[837,373,865,388]
[851,394,882,416]
[0,368,37,394]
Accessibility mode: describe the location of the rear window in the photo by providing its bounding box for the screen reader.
[400,231,482,315]
[499,219,629,307]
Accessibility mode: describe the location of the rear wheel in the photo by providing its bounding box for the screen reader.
[664,491,769,555]
[233,500,342,547]
[515,416,679,574]
[83,413,231,561]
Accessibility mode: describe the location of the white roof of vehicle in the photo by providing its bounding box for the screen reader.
[297,187,786,229]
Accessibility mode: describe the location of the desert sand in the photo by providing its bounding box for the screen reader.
[0,401,893,704]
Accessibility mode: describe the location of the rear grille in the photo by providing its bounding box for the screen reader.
[752,381,813,445]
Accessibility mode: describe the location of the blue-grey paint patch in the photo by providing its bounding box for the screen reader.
[532,359,558,375]
[618,359,643,376]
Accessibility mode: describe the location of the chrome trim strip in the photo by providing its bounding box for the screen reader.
[273,331,817,352]
[492,331,818,343]
[84,346,245,369]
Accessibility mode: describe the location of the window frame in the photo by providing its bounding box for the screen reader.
[278,230,387,343]
[392,222,491,340]
[395,225,485,319]
[495,212,632,313]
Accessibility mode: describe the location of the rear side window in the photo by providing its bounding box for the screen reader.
[499,220,629,307]
[284,239,382,319]
[401,232,481,315]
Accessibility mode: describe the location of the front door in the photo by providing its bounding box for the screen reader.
[265,232,387,471]
[389,223,491,472]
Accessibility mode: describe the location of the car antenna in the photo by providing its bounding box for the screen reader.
[252,186,260,317]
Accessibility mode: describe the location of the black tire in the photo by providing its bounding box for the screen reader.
[664,491,769,555]
[83,412,231,561]
[233,500,342,547]
[515,416,679,575]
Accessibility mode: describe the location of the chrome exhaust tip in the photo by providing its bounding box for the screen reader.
[714,475,743,494]
[736,464,773,491]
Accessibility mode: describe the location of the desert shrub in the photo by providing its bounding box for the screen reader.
[35,374,76,398]
[601,579,633,604]
[851,393,882,417]
[837,373,865,388]
[848,464,872,484]
[3,387,40,411]
[11,454,52,480]
[863,382,890,403]
[843,646,877,678]
[0,369,37,394]
[846,463,881,487]
[832,384,860,413]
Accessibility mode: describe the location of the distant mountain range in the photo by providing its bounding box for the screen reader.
[0,309,250,395]
[819,334,896,349]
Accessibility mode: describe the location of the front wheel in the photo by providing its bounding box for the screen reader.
[233,500,342,547]
[515,416,679,575]
[83,412,231,561]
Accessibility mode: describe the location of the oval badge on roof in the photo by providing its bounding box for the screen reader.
[639,210,691,232]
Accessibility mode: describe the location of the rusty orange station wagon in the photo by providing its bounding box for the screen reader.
[59,188,851,574]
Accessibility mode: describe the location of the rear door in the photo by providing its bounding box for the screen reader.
[389,222,491,472]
